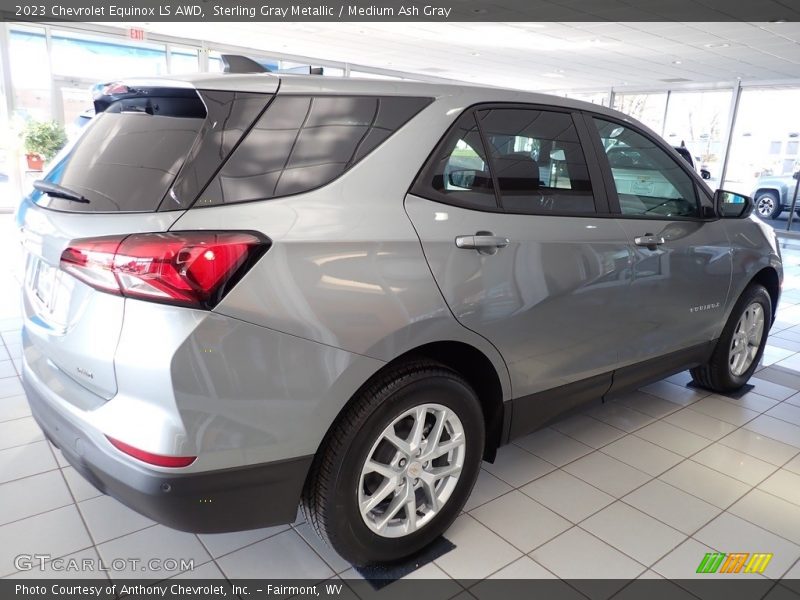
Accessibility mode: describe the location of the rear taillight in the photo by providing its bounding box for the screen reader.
[60,231,269,309]
[106,436,196,468]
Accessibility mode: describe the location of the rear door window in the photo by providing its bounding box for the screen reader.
[476,108,595,215]
[410,111,498,211]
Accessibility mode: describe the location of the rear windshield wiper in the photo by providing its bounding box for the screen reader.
[33,180,90,204]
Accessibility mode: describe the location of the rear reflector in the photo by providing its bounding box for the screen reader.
[60,231,269,309]
[107,436,196,468]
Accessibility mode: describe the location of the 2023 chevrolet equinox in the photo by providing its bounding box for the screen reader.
[17,71,782,566]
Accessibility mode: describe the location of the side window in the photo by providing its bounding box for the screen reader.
[593,118,699,218]
[411,111,498,211]
[196,95,431,206]
[476,108,595,214]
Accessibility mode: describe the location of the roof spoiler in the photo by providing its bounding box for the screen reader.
[221,54,272,74]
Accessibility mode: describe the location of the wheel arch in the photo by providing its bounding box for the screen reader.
[312,340,508,467]
[753,187,783,205]
[751,266,781,322]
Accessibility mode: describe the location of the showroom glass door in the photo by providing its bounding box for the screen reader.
[53,76,96,138]
[588,115,733,367]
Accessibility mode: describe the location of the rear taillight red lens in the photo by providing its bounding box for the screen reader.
[106,436,196,468]
[60,231,269,309]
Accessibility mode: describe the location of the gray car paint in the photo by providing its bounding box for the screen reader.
[17,73,781,483]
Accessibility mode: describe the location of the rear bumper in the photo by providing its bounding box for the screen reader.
[24,376,312,533]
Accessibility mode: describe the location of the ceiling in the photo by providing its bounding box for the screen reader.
[109,21,800,92]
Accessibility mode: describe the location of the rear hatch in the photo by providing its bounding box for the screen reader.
[17,77,275,402]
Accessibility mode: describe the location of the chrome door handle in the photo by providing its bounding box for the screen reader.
[455,235,510,250]
[634,233,665,251]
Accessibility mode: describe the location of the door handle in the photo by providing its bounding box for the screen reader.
[634,233,665,251]
[455,234,510,254]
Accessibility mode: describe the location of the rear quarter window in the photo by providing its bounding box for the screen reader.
[195,95,432,206]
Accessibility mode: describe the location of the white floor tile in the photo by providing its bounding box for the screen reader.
[550,414,626,449]
[689,395,761,426]
[580,502,686,566]
[658,461,750,508]
[622,479,721,535]
[613,390,683,419]
[198,524,289,559]
[633,420,711,457]
[0,470,73,526]
[0,440,57,484]
[563,452,650,497]
[662,407,737,440]
[601,434,683,477]
[436,514,521,579]
[216,528,333,580]
[729,489,800,546]
[520,469,614,523]
[471,490,570,553]
[513,427,593,467]
[0,506,92,577]
[587,402,655,432]
[482,444,555,488]
[462,469,512,512]
[692,443,778,486]
[718,428,800,466]
[758,469,800,506]
[77,495,155,544]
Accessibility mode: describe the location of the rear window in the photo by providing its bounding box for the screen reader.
[195,95,432,207]
[31,89,208,213]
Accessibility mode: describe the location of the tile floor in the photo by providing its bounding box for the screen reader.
[2,214,800,597]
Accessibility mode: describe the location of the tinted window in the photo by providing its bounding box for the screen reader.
[411,111,497,211]
[31,90,207,213]
[594,118,699,218]
[196,95,431,206]
[477,108,595,214]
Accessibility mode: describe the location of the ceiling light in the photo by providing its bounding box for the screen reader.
[672,60,682,65]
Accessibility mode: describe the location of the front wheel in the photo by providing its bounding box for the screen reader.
[755,192,782,220]
[302,360,484,566]
[691,284,772,393]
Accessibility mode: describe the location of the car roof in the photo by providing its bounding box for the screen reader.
[124,71,628,122]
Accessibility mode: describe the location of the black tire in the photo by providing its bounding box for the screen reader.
[691,284,772,393]
[302,360,484,566]
[755,192,782,220]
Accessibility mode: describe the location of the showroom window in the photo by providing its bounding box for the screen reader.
[411,110,498,211]
[594,118,700,218]
[476,108,595,214]
[662,90,731,187]
[612,92,668,134]
[724,87,800,194]
[196,95,432,206]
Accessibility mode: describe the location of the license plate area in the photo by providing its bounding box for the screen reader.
[25,256,72,330]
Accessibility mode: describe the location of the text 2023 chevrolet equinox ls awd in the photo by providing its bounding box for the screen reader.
[16,71,781,566]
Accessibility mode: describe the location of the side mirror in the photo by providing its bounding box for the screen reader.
[793,170,800,180]
[447,169,477,189]
[715,189,753,219]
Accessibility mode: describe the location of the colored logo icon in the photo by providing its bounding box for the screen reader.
[696,552,773,574]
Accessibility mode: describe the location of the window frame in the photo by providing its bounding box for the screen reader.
[409,102,610,217]
[580,111,716,222]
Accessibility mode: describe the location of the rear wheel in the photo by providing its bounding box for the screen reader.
[302,360,484,566]
[755,192,781,220]
[691,284,772,393]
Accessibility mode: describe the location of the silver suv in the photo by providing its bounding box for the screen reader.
[17,72,782,566]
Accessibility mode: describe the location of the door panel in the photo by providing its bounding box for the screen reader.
[614,218,732,364]
[405,194,632,397]
[589,116,733,365]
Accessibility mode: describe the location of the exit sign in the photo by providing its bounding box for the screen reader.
[128,28,146,41]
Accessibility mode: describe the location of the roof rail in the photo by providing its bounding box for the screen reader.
[220,54,271,74]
